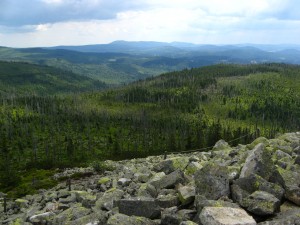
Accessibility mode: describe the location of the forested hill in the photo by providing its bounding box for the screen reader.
[1,63,300,197]
[0,61,106,95]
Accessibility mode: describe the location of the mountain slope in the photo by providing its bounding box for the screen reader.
[0,61,106,95]
[0,63,300,199]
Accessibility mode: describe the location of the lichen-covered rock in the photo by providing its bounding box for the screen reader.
[52,203,91,224]
[270,166,300,205]
[195,163,230,200]
[137,183,157,198]
[3,132,300,225]
[241,191,280,216]
[258,201,300,224]
[157,194,179,208]
[14,199,29,209]
[178,185,195,205]
[213,140,231,151]
[232,174,285,201]
[107,213,157,225]
[29,212,55,224]
[153,157,189,174]
[179,221,198,225]
[115,197,161,219]
[247,137,269,150]
[240,143,273,180]
[273,150,292,161]
[185,161,203,175]
[151,169,185,190]
[94,188,124,211]
[161,207,196,225]
[199,207,256,225]
[74,191,96,208]
[98,177,110,185]
[194,195,240,213]
[117,178,132,186]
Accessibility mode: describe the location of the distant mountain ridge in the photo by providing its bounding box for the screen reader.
[1,41,300,85]
[48,40,300,55]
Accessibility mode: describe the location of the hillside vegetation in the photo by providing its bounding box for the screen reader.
[0,61,106,95]
[0,63,300,197]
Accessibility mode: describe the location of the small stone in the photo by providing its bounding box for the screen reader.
[117,178,131,186]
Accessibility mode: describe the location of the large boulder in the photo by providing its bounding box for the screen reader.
[153,157,189,174]
[194,195,240,213]
[178,184,195,205]
[194,163,230,200]
[52,204,91,224]
[258,201,300,224]
[94,188,124,211]
[151,169,185,190]
[157,194,179,208]
[29,212,55,224]
[199,207,257,225]
[74,191,97,208]
[115,197,161,219]
[270,166,300,205]
[240,143,273,180]
[161,207,196,225]
[241,191,280,216]
[232,174,285,201]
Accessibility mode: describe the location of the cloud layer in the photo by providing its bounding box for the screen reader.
[0,0,300,47]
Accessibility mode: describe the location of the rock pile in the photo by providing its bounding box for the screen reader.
[1,132,300,225]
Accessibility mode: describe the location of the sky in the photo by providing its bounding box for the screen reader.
[0,0,300,47]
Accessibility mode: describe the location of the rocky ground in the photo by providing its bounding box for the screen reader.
[1,132,300,225]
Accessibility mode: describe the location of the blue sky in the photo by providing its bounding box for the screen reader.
[0,0,300,47]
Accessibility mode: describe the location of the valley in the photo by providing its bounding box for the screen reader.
[0,62,299,198]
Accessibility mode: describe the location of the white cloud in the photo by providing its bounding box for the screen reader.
[0,0,300,47]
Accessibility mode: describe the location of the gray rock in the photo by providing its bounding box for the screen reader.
[185,161,203,176]
[74,191,96,208]
[273,150,292,161]
[199,207,256,225]
[52,203,91,224]
[153,157,189,174]
[194,194,240,213]
[179,221,198,225]
[29,212,55,224]
[270,167,300,205]
[59,193,77,204]
[151,170,185,190]
[240,143,273,180]
[232,174,285,201]
[241,191,280,216]
[117,178,131,186]
[161,207,196,225]
[178,185,195,205]
[107,213,157,225]
[57,190,70,198]
[258,201,300,225]
[94,188,124,211]
[70,213,102,225]
[157,194,179,208]
[137,183,157,198]
[115,197,161,219]
[213,139,231,151]
[194,163,230,200]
